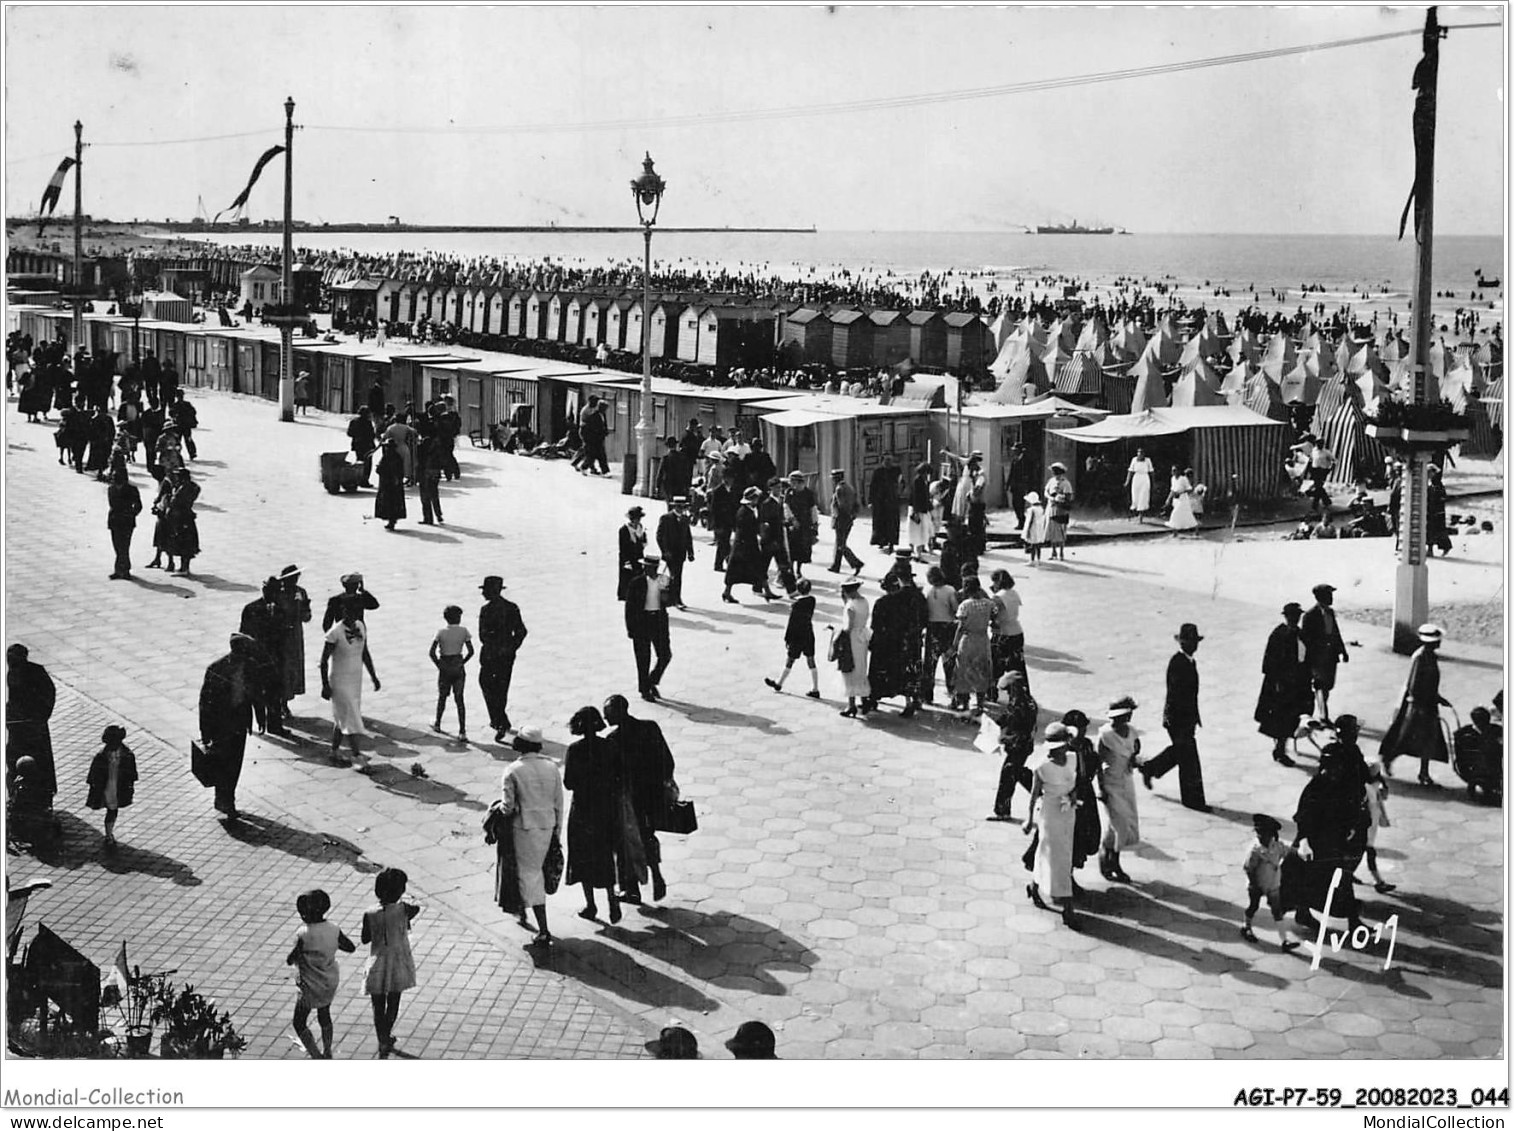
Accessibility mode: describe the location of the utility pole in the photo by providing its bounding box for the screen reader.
[1392,7,1442,654]
[279,96,296,422]
[71,120,83,350]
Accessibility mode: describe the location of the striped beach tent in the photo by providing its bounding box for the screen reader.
[988,349,1036,404]
[1312,375,1353,421]
[1244,373,1292,423]
[1483,376,1504,430]
[1315,400,1388,486]
[1459,396,1502,459]
[1053,351,1103,397]
[1099,366,1136,415]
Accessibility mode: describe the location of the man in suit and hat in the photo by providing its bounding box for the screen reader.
[656,497,696,609]
[603,693,675,904]
[478,575,528,743]
[828,468,864,575]
[1140,622,1209,811]
[1004,441,1034,529]
[239,577,291,737]
[625,555,674,701]
[199,633,260,820]
[1299,583,1349,723]
[322,573,380,631]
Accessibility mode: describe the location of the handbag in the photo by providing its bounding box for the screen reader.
[189,740,216,788]
[482,800,508,846]
[828,628,855,673]
[542,833,564,895]
[663,799,699,835]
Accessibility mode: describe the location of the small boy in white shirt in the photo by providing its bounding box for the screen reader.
[1242,813,1298,950]
[429,605,475,741]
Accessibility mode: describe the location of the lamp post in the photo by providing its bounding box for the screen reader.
[630,152,666,496]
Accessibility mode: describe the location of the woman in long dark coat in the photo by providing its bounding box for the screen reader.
[374,438,407,531]
[1063,709,1103,882]
[164,467,200,575]
[869,458,902,551]
[722,487,770,603]
[1255,602,1314,766]
[783,473,818,576]
[1379,623,1450,786]
[1290,745,1368,928]
[990,671,1038,820]
[617,507,647,600]
[564,705,644,923]
[863,573,926,717]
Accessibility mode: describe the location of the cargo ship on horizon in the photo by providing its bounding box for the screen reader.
[1034,219,1122,235]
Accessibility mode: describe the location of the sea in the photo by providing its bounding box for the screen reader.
[192,229,1505,315]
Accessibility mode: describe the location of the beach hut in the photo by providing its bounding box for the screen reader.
[929,397,1111,507]
[602,296,632,352]
[142,291,193,323]
[868,310,911,367]
[523,292,550,340]
[485,287,510,336]
[828,309,873,370]
[505,291,526,337]
[625,300,647,356]
[779,307,832,365]
[568,294,597,346]
[943,312,989,373]
[547,293,571,342]
[753,393,935,513]
[375,279,403,325]
[696,306,780,369]
[676,305,706,362]
[907,310,948,369]
[239,265,280,315]
[650,302,685,359]
[1056,405,1291,503]
[331,279,382,325]
[581,295,608,347]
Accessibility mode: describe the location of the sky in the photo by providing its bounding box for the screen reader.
[2,4,1506,235]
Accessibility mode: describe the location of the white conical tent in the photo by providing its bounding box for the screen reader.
[1228,328,1262,366]
[1355,371,1391,415]
[988,310,1019,351]
[1181,354,1224,388]
[1220,360,1253,404]
[1110,321,1147,364]
[1148,317,1183,367]
[1129,360,1170,412]
[1075,311,1110,353]
[1279,360,1324,406]
[1260,333,1298,382]
[989,349,1035,404]
[989,335,1048,388]
[1169,369,1227,407]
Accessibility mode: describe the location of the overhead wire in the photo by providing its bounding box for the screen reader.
[302,25,1441,138]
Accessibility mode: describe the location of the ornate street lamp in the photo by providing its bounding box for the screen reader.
[630,152,666,496]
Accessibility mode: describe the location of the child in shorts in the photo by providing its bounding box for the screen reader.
[764,579,820,698]
[429,605,475,741]
[1242,813,1298,950]
[286,889,356,1059]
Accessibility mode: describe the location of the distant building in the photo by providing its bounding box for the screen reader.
[239,264,279,314]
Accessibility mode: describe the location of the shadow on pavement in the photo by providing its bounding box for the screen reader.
[656,697,791,735]
[428,523,502,540]
[668,618,730,636]
[366,764,486,811]
[370,720,470,751]
[393,527,460,544]
[688,607,766,627]
[221,811,381,873]
[126,575,196,597]
[192,574,259,593]
[1022,644,1090,676]
[532,935,720,1013]
[628,905,818,994]
[32,811,203,887]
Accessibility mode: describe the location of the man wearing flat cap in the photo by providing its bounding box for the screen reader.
[1255,602,1312,766]
[828,468,863,575]
[322,573,380,632]
[657,498,695,609]
[625,555,673,701]
[478,575,528,743]
[1299,583,1348,723]
[198,633,261,820]
[1140,623,1209,811]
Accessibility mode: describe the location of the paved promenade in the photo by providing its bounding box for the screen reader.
[3,389,1503,1059]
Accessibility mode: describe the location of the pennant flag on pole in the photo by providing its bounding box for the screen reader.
[36,157,76,237]
[111,940,131,996]
[213,144,286,224]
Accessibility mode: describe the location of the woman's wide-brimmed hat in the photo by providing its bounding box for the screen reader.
[839,578,862,592]
[512,725,543,750]
[278,563,301,581]
[1024,491,1041,504]
[1418,623,1444,643]
[1050,462,1067,474]
[1107,695,1138,716]
[1043,721,1072,743]
[741,486,762,501]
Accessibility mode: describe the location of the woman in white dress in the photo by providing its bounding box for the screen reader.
[835,579,872,717]
[1024,721,1079,927]
[320,607,381,771]
[1125,448,1154,519]
[1095,695,1142,883]
[1166,467,1199,532]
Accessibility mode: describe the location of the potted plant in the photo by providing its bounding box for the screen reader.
[151,982,247,1059]
[100,968,166,1058]
[1365,399,1470,445]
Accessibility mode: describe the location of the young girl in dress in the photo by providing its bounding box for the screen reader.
[287,889,356,1059]
[361,867,420,1058]
[1020,491,1048,565]
[85,725,137,850]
